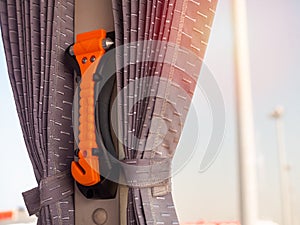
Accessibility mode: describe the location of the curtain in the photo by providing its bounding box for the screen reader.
[0,1,75,224]
[112,0,218,224]
[0,0,218,224]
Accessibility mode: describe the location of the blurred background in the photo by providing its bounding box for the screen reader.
[0,0,299,224]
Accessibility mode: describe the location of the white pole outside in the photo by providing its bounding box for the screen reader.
[232,0,258,224]
[271,107,293,225]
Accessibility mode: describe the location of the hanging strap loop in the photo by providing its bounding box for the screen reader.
[122,158,172,197]
[22,170,74,216]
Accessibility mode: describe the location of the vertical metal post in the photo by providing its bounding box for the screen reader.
[232,0,258,224]
[271,107,293,225]
[73,1,122,224]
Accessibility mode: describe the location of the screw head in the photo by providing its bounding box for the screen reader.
[92,208,107,225]
[90,55,96,63]
[82,57,88,64]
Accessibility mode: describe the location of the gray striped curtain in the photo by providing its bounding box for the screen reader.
[112,0,218,224]
[0,1,75,224]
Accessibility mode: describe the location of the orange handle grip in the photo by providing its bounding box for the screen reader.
[71,29,107,186]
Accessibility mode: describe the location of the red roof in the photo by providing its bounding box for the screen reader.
[0,211,13,221]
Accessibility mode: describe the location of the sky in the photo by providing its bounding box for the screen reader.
[0,0,300,224]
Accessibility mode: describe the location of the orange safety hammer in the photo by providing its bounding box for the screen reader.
[69,29,114,186]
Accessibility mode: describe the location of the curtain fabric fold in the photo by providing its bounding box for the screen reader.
[112,0,218,224]
[0,1,75,224]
